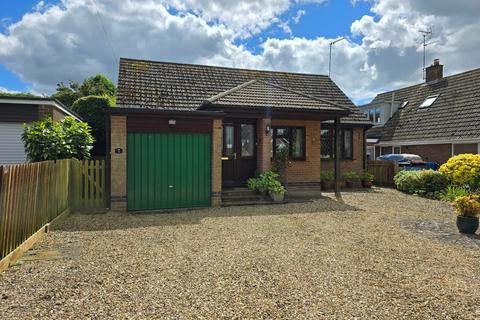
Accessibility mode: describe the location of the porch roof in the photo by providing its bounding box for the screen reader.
[201,79,348,113]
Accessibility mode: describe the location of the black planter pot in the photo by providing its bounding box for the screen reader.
[456,215,479,234]
[321,181,334,190]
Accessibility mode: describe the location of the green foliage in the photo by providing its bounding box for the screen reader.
[439,154,480,190]
[440,185,471,202]
[22,116,93,162]
[52,81,82,108]
[272,146,291,173]
[80,74,116,97]
[360,171,374,182]
[72,95,114,156]
[394,170,448,199]
[320,170,334,182]
[453,194,480,217]
[247,171,285,194]
[51,74,116,108]
[0,92,40,98]
[343,171,360,182]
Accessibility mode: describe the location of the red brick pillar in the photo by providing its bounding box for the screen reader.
[257,118,272,172]
[211,119,223,207]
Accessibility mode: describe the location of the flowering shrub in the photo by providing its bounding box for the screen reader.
[394,170,447,199]
[439,154,480,189]
[453,194,480,217]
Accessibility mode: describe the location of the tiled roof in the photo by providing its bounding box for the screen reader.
[203,79,347,112]
[117,58,370,124]
[369,67,480,143]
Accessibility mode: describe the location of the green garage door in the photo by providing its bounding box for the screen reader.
[127,133,211,211]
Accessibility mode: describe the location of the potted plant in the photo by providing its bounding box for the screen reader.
[268,180,286,202]
[343,171,360,188]
[360,171,374,188]
[453,194,480,234]
[320,170,335,190]
[272,146,292,184]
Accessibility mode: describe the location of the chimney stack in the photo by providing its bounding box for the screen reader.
[425,59,443,82]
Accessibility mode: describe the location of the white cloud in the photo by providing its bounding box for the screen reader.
[0,0,479,102]
[293,9,306,24]
[0,86,19,94]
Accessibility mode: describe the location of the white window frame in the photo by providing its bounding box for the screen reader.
[419,95,439,108]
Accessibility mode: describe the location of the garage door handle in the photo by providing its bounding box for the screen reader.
[168,185,174,188]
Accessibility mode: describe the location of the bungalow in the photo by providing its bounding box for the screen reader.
[108,58,371,211]
[0,96,80,165]
[360,60,480,164]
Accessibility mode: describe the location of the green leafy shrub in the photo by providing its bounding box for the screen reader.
[440,185,471,202]
[320,170,334,182]
[72,95,114,156]
[439,154,480,190]
[394,170,447,199]
[360,171,374,182]
[343,171,360,182]
[249,171,285,194]
[454,194,480,217]
[22,116,93,162]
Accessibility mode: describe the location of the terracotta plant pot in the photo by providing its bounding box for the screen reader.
[456,215,479,234]
[362,181,373,188]
[321,181,334,190]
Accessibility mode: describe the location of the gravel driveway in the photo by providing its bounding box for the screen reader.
[1,188,479,319]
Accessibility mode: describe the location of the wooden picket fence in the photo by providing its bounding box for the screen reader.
[0,159,106,261]
[367,160,400,186]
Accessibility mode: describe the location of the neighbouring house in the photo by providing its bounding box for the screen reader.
[360,59,480,163]
[109,58,371,211]
[0,96,80,165]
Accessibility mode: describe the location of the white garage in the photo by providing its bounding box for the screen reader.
[0,122,27,165]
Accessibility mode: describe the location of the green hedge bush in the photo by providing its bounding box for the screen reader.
[394,170,447,199]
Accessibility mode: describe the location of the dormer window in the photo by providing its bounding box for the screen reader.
[419,95,439,108]
[366,107,381,124]
[400,100,409,108]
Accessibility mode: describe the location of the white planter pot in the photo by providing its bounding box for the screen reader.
[270,191,285,202]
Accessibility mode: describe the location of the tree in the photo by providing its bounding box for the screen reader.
[51,74,116,108]
[22,116,94,162]
[71,95,114,156]
[52,81,81,107]
[80,74,116,97]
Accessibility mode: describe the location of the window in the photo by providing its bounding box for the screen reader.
[320,128,354,159]
[393,146,401,154]
[367,108,381,124]
[419,94,439,108]
[240,124,255,157]
[400,100,409,109]
[272,127,305,160]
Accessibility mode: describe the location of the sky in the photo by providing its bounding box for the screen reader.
[0,0,479,104]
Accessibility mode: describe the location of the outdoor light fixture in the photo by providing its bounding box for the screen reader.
[265,124,272,136]
[168,119,176,126]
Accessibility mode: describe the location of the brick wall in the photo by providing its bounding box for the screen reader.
[211,119,223,207]
[271,119,321,183]
[321,127,365,174]
[257,118,272,172]
[38,104,70,121]
[453,143,478,155]
[110,115,127,211]
[402,143,451,164]
[38,105,53,119]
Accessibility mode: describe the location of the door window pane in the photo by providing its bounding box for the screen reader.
[321,129,333,158]
[223,125,234,157]
[241,124,255,157]
[291,128,304,159]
